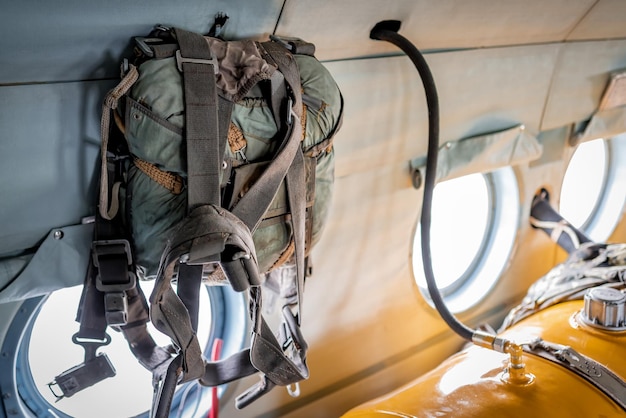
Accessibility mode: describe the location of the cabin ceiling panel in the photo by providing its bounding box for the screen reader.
[541,39,626,131]
[567,0,626,42]
[327,44,559,179]
[0,0,283,84]
[276,0,595,61]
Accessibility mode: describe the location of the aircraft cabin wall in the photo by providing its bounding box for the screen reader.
[2,1,626,417]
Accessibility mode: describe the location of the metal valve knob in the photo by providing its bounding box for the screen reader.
[582,287,626,330]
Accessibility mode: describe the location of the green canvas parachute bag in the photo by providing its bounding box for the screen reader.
[50,22,343,416]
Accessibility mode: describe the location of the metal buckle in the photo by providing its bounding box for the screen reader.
[175,49,219,74]
[134,37,163,58]
[48,333,115,400]
[286,97,294,125]
[48,353,116,401]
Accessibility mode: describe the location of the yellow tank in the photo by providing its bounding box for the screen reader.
[342,300,626,417]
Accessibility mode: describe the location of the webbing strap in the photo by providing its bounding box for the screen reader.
[232,42,303,233]
[175,28,221,210]
[249,306,308,385]
[285,147,307,322]
[176,264,203,332]
[75,263,108,341]
[78,258,169,373]
[149,204,259,385]
[199,349,258,386]
[237,286,308,408]
[151,355,183,418]
[268,70,286,132]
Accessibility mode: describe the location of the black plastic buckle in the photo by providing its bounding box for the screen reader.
[92,239,135,292]
[104,291,129,325]
[92,239,135,325]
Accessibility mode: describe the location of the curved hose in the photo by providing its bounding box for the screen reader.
[370,21,474,341]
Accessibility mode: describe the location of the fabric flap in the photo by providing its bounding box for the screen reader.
[0,222,93,303]
[574,105,626,144]
[410,124,542,184]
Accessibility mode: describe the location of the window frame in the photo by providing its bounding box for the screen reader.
[413,167,520,313]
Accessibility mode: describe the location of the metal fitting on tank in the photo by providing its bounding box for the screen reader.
[472,331,535,386]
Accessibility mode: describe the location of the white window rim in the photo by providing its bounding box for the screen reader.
[415,167,520,313]
[577,136,626,242]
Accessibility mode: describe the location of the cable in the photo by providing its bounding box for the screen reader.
[370,20,474,341]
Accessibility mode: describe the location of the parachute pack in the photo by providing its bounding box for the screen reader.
[49,22,343,416]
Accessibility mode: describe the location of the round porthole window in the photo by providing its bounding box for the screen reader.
[412,167,519,313]
[0,282,247,418]
[559,136,626,242]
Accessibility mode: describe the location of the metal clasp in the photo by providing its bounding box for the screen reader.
[48,334,115,401]
[134,37,163,58]
[175,50,219,74]
[48,354,116,401]
[286,382,300,397]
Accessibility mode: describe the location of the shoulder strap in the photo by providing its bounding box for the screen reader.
[174,27,229,211]
[230,40,304,233]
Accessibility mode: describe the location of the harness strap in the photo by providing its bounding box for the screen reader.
[149,205,258,417]
[200,349,259,386]
[151,354,184,418]
[176,263,203,333]
[175,27,222,210]
[75,263,108,341]
[285,147,307,322]
[231,41,304,233]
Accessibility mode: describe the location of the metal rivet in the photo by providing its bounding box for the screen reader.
[445,142,452,149]
[222,160,228,169]
[53,230,64,240]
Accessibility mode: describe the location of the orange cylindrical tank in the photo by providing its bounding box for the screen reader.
[342,300,626,417]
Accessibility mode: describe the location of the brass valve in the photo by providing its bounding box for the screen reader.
[472,331,535,386]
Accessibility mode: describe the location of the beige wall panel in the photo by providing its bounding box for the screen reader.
[276,0,594,61]
[541,39,626,130]
[567,0,626,41]
[326,44,558,179]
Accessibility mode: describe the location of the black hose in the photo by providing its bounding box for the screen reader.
[370,21,474,341]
